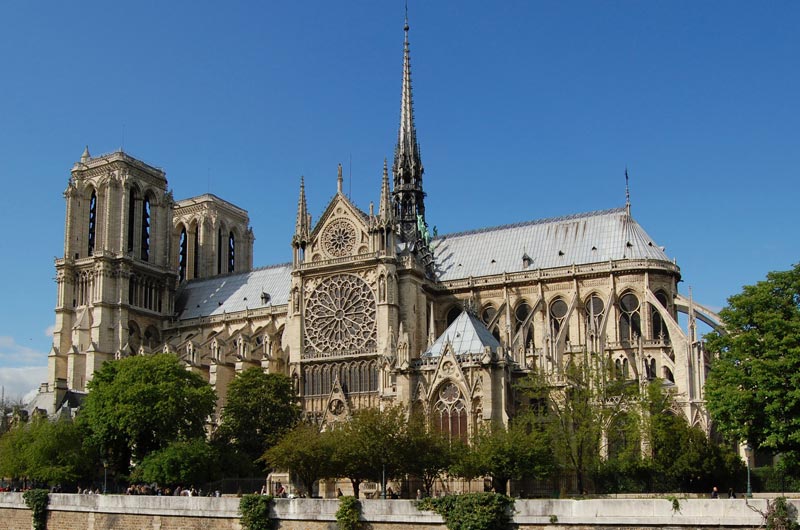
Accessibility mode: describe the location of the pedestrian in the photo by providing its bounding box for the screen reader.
[728,488,736,499]
[711,486,719,499]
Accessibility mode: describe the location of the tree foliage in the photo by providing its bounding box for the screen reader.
[262,422,337,496]
[131,438,220,487]
[516,359,635,493]
[79,353,216,474]
[216,368,300,474]
[705,263,800,460]
[404,412,456,496]
[0,417,91,485]
[451,417,552,494]
[328,406,409,498]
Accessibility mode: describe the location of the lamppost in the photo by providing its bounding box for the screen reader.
[102,459,108,494]
[744,444,753,498]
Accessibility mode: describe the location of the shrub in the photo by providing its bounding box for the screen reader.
[418,492,515,530]
[239,494,273,530]
[336,495,362,530]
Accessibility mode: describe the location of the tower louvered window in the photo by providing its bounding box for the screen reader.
[228,231,235,272]
[140,196,151,262]
[87,190,97,256]
[178,227,188,282]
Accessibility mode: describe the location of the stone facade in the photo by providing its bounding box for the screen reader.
[38,19,723,441]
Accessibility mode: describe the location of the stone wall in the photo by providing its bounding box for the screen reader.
[0,492,792,530]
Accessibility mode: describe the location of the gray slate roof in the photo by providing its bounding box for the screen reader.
[432,207,669,281]
[175,263,292,320]
[424,310,501,357]
[173,207,669,321]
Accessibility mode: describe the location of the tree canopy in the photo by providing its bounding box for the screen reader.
[131,439,220,488]
[262,422,337,496]
[79,353,216,474]
[0,417,91,485]
[215,368,300,474]
[705,263,800,461]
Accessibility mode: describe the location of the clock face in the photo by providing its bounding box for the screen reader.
[322,219,357,258]
[304,274,377,354]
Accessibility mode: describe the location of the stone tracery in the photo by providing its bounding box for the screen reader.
[304,274,377,354]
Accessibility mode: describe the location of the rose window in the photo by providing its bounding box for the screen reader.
[304,274,377,353]
[322,219,357,257]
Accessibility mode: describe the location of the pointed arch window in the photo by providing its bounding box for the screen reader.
[140,195,151,262]
[228,231,235,272]
[433,382,468,443]
[650,291,670,342]
[217,228,223,274]
[88,189,97,256]
[193,227,199,278]
[127,189,137,253]
[550,298,569,342]
[585,294,605,337]
[481,304,501,342]
[446,306,461,327]
[178,227,188,282]
[515,301,534,348]
[619,292,641,342]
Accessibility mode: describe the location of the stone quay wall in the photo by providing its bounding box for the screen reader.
[0,492,791,530]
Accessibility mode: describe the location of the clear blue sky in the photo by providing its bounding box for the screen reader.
[0,1,797,400]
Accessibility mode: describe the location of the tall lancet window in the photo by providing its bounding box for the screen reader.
[87,189,97,256]
[140,196,151,262]
[193,228,199,278]
[178,227,188,282]
[127,190,137,253]
[228,231,235,272]
[619,292,641,342]
[217,228,223,274]
[434,382,468,444]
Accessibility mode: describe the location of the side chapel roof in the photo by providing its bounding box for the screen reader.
[424,310,501,357]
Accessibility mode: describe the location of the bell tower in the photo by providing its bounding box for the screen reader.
[50,148,177,392]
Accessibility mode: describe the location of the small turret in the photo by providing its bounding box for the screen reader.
[80,146,91,164]
[292,177,309,264]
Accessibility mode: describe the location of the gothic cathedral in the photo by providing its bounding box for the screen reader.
[40,19,723,440]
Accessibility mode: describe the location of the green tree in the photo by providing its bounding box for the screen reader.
[215,368,300,474]
[705,263,800,462]
[451,416,552,495]
[0,417,91,485]
[644,380,743,493]
[404,413,456,496]
[330,406,408,498]
[262,422,337,496]
[131,439,220,487]
[79,353,216,475]
[517,359,634,494]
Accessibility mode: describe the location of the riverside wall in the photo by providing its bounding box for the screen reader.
[0,492,792,530]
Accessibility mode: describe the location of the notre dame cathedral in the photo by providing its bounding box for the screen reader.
[39,18,722,439]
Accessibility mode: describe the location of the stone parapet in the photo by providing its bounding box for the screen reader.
[0,492,793,530]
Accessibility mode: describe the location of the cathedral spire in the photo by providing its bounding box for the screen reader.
[294,176,309,246]
[392,11,426,243]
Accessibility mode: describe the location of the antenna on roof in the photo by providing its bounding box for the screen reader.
[624,166,631,216]
[121,123,126,153]
[349,153,352,199]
